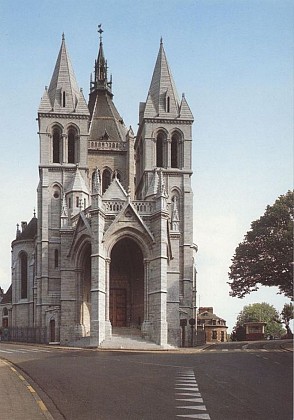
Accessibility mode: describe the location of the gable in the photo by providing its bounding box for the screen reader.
[103,202,154,245]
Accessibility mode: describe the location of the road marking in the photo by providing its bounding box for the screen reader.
[175,369,211,419]
[176,398,204,403]
[176,393,202,397]
[177,414,211,419]
[177,405,207,410]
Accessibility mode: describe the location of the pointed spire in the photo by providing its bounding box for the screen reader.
[16,223,21,239]
[92,167,101,195]
[61,194,69,228]
[171,196,180,231]
[179,93,194,120]
[91,25,112,93]
[157,169,167,198]
[39,34,89,115]
[156,169,168,211]
[144,39,180,118]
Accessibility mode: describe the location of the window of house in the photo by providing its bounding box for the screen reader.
[20,252,28,299]
[212,330,217,340]
[76,197,80,208]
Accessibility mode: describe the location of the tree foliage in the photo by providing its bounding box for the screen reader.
[228,191,293,299]
[281,302,293,337]
[236,302,285,338]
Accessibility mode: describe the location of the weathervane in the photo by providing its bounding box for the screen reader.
[98,24,103,42]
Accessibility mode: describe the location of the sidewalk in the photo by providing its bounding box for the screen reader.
[0,359,53,420]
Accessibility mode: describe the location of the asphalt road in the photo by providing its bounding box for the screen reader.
[0,341,292,420]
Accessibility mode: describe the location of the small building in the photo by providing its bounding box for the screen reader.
[0,285,12,328]
[244,322,266,341]
[197,307,228,343]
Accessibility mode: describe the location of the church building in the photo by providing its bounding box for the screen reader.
[7,30,196,347]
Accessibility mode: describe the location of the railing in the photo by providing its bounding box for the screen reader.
[133,201,154,214]
[103,200,155,215]
[88,141,127,151]
[103,200,124,213]
[69,200,155,224]
[2,327,48,344]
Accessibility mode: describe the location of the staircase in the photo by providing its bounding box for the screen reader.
[99,327,173,350]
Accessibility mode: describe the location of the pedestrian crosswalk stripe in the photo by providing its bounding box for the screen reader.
[177,405,207,411]
[176,398,204,403]
[175,369,211,419]
[177,414,211,419]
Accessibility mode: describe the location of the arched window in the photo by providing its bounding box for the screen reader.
[166,96,170,113]
[2,307,8,328]
[102,169,111,193]
[171,133,180,168]
[156,132,165,168]
[68,128,76,163]
[92,171,96,191]
[53,127,62,163]
[20,252,28,299]
[51,185,61,228]
[62,91,66,107]
[54,249,59,268]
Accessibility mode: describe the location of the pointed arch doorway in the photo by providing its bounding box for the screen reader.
[109,238,144,329]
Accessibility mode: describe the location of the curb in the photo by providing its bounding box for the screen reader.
[2,359,54,420]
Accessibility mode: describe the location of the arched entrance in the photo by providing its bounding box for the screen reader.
[79,242,91,335]
[110,238,144,328]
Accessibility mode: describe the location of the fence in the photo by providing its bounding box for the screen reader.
[1,327,48,344]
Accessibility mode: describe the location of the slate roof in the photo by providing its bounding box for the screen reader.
[38,35,89,116]
[1,285,12,304]
[88,92,128,142]
[142,39,193,121]
[16,217,37,241]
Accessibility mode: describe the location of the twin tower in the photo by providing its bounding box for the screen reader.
[11,31,196,347]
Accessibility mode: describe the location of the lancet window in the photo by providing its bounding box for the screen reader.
[68,127,77,163]
[52,126,62,163]
[171,132,180,168]
[20,252,28,299]
[156,131,166,168]
[102,169,111,193]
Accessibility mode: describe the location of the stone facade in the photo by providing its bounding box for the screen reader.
[7,32,196,347]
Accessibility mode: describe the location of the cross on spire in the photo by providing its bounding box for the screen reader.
[98,24,103,42]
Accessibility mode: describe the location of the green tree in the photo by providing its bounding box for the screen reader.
[236,302,285,338]
[281,302,293,337]
[228,191,293,299]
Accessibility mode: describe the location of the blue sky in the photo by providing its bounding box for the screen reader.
[0,0,293,331]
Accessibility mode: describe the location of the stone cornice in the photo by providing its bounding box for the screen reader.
[144,118,193,125]
[38,112,89,120]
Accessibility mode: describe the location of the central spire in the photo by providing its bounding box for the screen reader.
[90,25,112,93]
